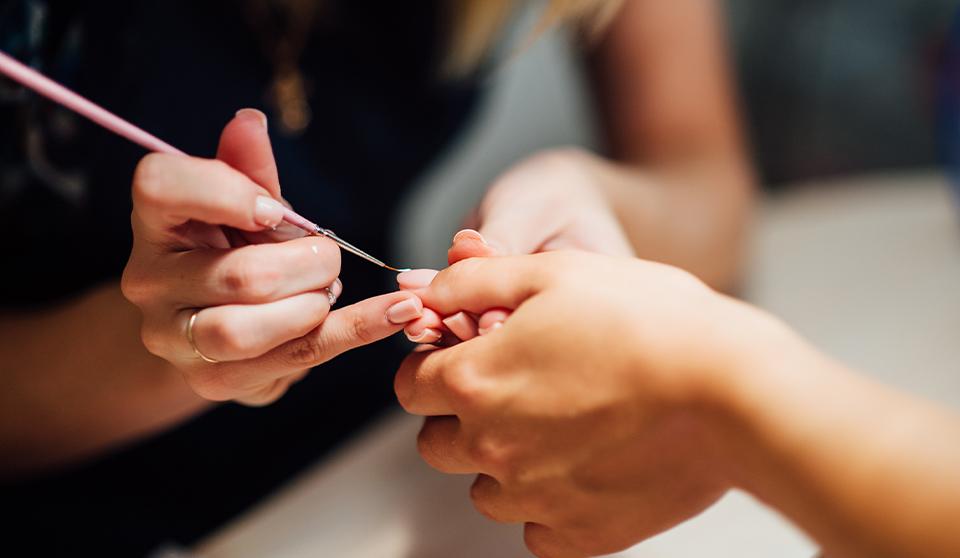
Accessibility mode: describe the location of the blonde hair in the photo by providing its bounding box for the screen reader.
[447,0,621,73]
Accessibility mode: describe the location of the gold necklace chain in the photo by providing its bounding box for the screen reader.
[244,0,321,135]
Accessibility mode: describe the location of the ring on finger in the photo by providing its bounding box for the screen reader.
[186,310,220,364]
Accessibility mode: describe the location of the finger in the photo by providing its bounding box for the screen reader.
[183,290,332,362]
[470,474,527,523]
[395,338,503,416]
[404,307,445,345]
[397,254,551,316]
[478,309,511,335]
[448,229,500,265]
[416,416,478,474]
[225,292,423,383]
[443,311,479,341]
[395,349,457,416]
[165,236,341,305]
[132,153,283,237]
[524,523,584,558]
[216,108,282,198]
[397,268,438,290]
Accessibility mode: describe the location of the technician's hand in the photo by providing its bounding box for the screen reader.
[122,109,423,406]
[466,149,634,259]
[395,252,765,557]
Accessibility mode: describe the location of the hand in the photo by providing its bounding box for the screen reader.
[397,149,633,346]
[122,109,423,406]
[395,252,766,557]
[467,149,634,258]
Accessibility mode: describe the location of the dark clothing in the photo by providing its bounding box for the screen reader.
[0,1,481,554]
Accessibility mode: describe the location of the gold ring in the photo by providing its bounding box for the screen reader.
[187,311,220,364]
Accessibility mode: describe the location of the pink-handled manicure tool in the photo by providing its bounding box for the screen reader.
[0,49,409,273]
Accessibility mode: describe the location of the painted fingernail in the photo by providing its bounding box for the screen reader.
[255,196,284,228]
[386,298,424,324]
[453,229,486,244]
[236,108,268,129]
[397,269,439,290]
[330,278,343,299]
[443,312,479,341]
[405,328,443,344]
[478,321,504,336]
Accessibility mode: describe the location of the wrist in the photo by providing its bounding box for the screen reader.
[683,297,824,491]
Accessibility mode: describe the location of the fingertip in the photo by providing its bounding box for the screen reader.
[235,108,269,130]
[398,268,439,290]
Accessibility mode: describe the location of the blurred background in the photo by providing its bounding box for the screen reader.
[395,0,956,265]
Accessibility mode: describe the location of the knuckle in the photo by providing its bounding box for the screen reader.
[237,379,289,407]
[138,321,167,358]
[132,154,169,207]
[185,369,232,402]
[468,433,512,474]
[393,362,416,411]
[441,362,489,412]
[120,265,152,305]
[468,477,501,521]
[222,255,281,300]
[349,310,375,345]
[524,524,556,558]
[415,423,444,465]
[284,333,328,367]
[203,315,251,358]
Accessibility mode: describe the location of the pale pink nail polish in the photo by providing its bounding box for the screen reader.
[453,229,485,244]
[386,298,423,324]
[443,312,479,341]
[397,269,439,290]
[478,321,504,336]
[254,196,284,228]
[236,108,268,129]
[405,328,443,344]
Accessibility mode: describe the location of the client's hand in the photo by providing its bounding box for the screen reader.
[468,149,634,258]
[122,109,422,406]
[395,252,768,557]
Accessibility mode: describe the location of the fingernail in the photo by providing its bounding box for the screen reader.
[478,321,504,336]
[386,298,423,324]
[397,269,439,290]
[326,278,343,305]
[406,328,443,344]
[453,229,486,244]
[443,312,479,341]
[236,108,268,129]
[255,196,285,228]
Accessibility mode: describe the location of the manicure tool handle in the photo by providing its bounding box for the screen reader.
[0,49,320,235]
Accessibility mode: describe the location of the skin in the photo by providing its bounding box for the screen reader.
[1,0,749,476]
[396,250,960,558]
[0,111,422,476]
[471,0,753,291]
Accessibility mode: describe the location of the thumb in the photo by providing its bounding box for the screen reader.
[475,200,563,257]
[217,108,282,198]
[402,255,549,317]
[447,229,500,265]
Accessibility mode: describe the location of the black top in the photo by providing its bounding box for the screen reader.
[0,1,481,554]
